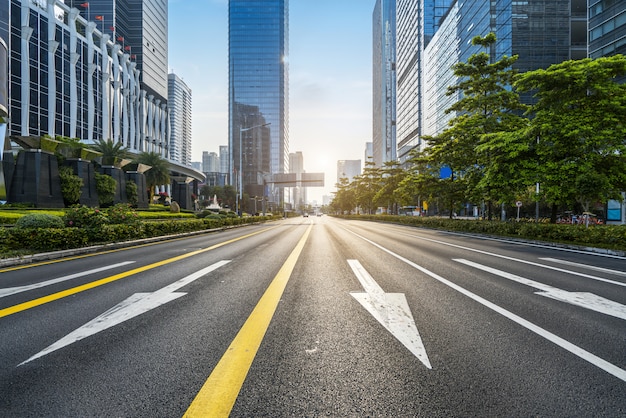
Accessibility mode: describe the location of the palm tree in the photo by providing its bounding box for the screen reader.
[134,151,170,204]
[91,138,132,166]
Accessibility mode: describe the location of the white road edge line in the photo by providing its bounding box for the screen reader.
[0,261,136,298]
[343,227,626,383]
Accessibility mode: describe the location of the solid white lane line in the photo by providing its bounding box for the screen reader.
[454,259,626,320]
[344,227,626,383]
[398,232,626,287]
[539,258,626,276]
[0,262,136,298]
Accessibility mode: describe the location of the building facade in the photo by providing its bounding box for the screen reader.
[420,0,583,140]
[219,145,229,174]
[228,0,289,204]
[168,72,192,166]
[372,0,396,168]
[337,159,361,184]
[4,0,169,156]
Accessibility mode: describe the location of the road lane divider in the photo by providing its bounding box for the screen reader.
[0,226,278,319]
[343,227,626,383]
[184,224,313,418]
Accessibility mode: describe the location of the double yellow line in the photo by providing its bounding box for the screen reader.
[0,226,278,319]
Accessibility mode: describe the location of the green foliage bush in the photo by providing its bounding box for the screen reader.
[105,204,140,225]
[15,213,64,229]
[95,172,117,207]
[125,181,138,207]
[5,227,89,251]
[59,166,83,206]
[64,205,108,228]
[2,211,274,254]
[336,215,626,251]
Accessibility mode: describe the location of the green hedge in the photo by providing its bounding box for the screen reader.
[1,214,276,255]
[335,215,626,252]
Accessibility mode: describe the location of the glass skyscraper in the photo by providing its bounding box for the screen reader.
[372,0,396,168]
[229,0,289,204]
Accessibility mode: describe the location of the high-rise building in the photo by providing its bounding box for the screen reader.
[365,142,373,165]
[372,0,396,168]
[289,151,305,209]
[68,0,169,103]
[202,151,219,173]
[219,145,229,174]
[589,0,626,82]
[337,160,361,184]
[229,0,289,203]
[168,73,192,166]
[401,0,583,152]
[4,0,170,155]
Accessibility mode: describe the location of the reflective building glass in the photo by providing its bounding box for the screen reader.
[229,0,289,203]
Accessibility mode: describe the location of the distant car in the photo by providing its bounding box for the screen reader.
[303,213,309,217]
[316,213,322,217]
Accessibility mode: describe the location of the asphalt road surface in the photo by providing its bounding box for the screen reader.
[1,216,624,417]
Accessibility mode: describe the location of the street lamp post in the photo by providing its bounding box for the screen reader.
[237,122,270,216]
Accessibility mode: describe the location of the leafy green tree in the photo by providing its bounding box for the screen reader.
[331,177,356,214]
[425,33,527,219]
[374,161,405,214]
[134,152,170,204]
[353,162,381,215]
[514,55,626,221]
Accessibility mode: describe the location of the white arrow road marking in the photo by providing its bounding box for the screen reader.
[0,262,136,299]
[20,260,231,365]
[342,227,626,382]
[454,259,626,320]
[539,258,626,277]
[348,259,431,369]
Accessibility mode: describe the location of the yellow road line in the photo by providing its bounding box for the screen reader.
[184,224,312,418]
[0,226,278,319]
[0,226,270,273]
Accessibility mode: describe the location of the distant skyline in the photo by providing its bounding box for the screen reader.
[168,0,375,203]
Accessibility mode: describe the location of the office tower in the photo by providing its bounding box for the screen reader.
[168,73,192,166]
[229,0,289,203]
[289,151,305,209]
[372,0,396,167]
[219,145,229,174]
[589,1,626,66]
[365,142,373,164]
[69,0,168,102]
[398,0,581,159]
[3,0,169,154]
[203,152,219,173]
[337,160,362,184]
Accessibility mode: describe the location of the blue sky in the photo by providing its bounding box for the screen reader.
[168,0,375,202]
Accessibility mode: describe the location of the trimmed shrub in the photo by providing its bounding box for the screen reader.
[15,213,64,229]
[64,205,108,228]
[106,204,140,225]
[6,227,89,251]
[59,166,83,206]
[95,172,117,207]
[125,181,138,207]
